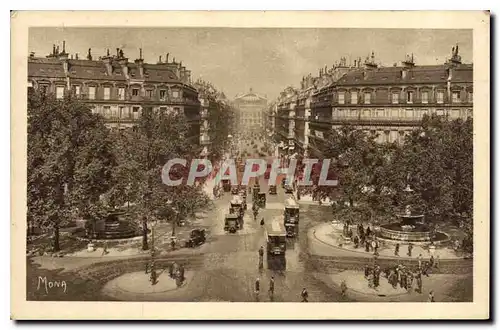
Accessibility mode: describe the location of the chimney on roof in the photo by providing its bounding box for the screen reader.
[403,53,415,68]
[29,52,35,58]
[158,55,162,63]
[62,41,66,54]
[448,43,462,66]
[364,51,378,70]
[134,48,144,77]
[75,53,79,60]
[166,53,170,63]
[52,44,56,56]
[87,48,92,61]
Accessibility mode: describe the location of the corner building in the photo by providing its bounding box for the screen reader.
[272,46,473,159]
[27,44,202,145]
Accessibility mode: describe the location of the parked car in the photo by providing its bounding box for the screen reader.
[185,229,206,248]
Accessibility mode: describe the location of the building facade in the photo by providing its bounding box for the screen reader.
[272,46,473,158]
[27,43,202,145]
[233,88,267,132]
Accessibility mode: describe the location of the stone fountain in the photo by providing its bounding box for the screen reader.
[85,209,140,240]
[378,185,448,243]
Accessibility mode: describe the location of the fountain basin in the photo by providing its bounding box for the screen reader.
[378,223,449,243]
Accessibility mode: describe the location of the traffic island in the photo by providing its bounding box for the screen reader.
[307,223,473,275]
[102,270,194,301]
[312,222,464,260]
[315,270,472,302]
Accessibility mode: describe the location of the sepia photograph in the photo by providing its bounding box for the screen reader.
[11,11,490,320]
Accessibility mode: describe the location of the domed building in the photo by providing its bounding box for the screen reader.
[233,88,267,132]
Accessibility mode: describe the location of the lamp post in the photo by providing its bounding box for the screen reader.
[171,208,179,251]
[148,217,158,285]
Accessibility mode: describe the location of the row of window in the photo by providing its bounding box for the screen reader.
[54,85,181,100]
[92,105,182,119]
[329,108,471,119]
[335,90,472,105]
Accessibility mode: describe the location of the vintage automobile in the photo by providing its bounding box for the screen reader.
[284,184,294,194]
[185,229,206,248]
[222,179,231,192]
[238,191,248,210]
[252,186,260,201]
[231,185,240,195]
[266,220,287,256]
[281,177,287,188]
[224,214,239,233]
[269,185,277,195]
[284,198,300,237]
[230,196,245,222]
[258,192,267,208]
[238,186,247,197]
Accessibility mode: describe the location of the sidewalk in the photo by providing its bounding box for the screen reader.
[312,222,463,260]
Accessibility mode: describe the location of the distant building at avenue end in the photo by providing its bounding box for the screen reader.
[233,88,267,132]
[269,45,473,159]
[27,42,206,148]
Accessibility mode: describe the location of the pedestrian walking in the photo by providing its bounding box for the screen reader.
[428,290,435,302]
[394,243,400,256]
[169,262,176,278]
[255,277,260,298]
[341,280,348,297]
[179,265,185,284]
[365,240,370,252]
[258,246,264,270]
[301,288,309,302]
[429,255,435,268]
[101,242,108,256]
[417,254,423,268]
[407,243,414,257]
[269,276,275,299]
[416,272,423,294]
[374,266,380,288]
[353,235,359,249]
[434,254,440,270]
[373,240,379,256]
[407,272,414,293]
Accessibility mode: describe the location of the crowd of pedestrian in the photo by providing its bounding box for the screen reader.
[343,222,380,256]
[363,252,440,300]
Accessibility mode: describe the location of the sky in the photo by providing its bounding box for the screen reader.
[29,28,472,100]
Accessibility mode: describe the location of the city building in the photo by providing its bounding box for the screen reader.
[272,45,473,158]
[233,88,267,132]
[27,42,202,146]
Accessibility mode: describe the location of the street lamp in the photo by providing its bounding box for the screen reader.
[147,217,159,285]
[170,207,179,251]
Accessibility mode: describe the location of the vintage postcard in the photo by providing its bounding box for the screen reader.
[11,11,490,320]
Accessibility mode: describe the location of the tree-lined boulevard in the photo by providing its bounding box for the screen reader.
[27,87,473,302]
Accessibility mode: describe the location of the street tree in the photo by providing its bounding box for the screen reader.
[112,107,210,250]
[27,89,115,250]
